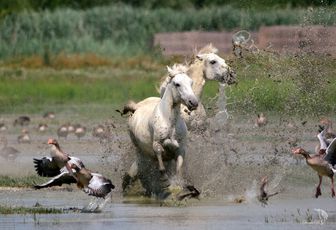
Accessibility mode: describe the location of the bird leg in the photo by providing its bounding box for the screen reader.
[331,177,335,197]
[315,175,322,198]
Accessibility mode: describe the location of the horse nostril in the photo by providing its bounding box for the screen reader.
[189,100,198,108]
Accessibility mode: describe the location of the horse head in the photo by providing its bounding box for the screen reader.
[196,47,237,85]
[167,64,198,111]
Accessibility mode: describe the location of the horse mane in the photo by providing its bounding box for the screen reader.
[159,64,188,97]
[195,43,218,55]
[168,63,188,77]
[158,44,219,97]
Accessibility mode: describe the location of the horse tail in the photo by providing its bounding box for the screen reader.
[116,100,138,116]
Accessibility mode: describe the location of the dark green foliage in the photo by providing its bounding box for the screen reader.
[0,0,334,13]
[0,5,335,58]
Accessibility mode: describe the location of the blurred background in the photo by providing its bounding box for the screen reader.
[0,0,335,115]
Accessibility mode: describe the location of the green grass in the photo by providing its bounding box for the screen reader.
[0,66,164,113]
[0,52,335,115]
[0,205,62,214]
[0,175,45,187]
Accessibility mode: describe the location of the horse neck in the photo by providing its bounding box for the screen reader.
[159,84,181,123]
[188,61,205,99]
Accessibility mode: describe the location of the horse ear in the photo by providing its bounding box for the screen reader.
[196,54,205,61]
[167,66,173,77]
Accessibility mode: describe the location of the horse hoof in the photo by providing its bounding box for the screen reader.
[159,190,171,200]
[122,174,132,191]
[122,173,138,192]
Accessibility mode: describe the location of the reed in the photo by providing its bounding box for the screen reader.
[0,5,335,58]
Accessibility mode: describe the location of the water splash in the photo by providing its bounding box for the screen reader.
[81,193,112,213]
[313,208,328,224]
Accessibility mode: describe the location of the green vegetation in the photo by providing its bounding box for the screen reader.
[0,67,163,113]
[0,5,335,58]
[0,51,335,116]
[0,205,62,214]
[1,0,334,13]
[0,175,46,187]
[203,51,336,116]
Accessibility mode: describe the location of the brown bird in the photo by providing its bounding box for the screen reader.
[0,136,20,161]
[13,116,30,126]
[292,130,336,198]
[92,125,107,139]
[34,162,114,199]
[70,163,115,198]
[57,125,68,139]
[33,156,85,189]
[255,113,267,127]
[47,138,72,173]
[74,125,86,140]
[43,112,55,119]
[258,176,279,206]
[33,156,84,178]
[37,123,48,132]
[17,129,31,144]
[0,123,7,132]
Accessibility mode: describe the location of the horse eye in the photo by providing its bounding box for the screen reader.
[210,60,216,65]
[175,83,180,87]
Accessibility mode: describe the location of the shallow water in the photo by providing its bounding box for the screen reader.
[0,111,335,229]
[0,189,335,230]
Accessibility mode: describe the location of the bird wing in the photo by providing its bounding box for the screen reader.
[33,157,61,177]
[317,129,328,150]
[34,171,76,189]
[84,173,115,198]
[68,156,85,169]
[324,138,336,166]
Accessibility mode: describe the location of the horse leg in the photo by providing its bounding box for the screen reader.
[153,141,166,172]
[153,141,170,190]
[331,176,335,197]
[163,139,179,150]
[122,161,139,192]
[176,155,183,177]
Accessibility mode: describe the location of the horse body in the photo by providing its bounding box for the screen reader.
[123,44,236,195]
[126,65,198,195]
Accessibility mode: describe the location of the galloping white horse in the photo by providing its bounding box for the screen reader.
[121,44,236,130]
[126,64,198,194]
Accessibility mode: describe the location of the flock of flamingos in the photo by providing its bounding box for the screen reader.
[1,44,336,209]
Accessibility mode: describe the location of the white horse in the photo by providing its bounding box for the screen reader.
[121,44,236,130]
[126,64,198,195]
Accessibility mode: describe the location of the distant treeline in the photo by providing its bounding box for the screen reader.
[0,4,335,58]
[0,0,335,14]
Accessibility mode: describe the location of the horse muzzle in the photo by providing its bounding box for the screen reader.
[228,69,238,85]
[186,98,198,111]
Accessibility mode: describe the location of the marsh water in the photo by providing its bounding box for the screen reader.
[0,109,335,229]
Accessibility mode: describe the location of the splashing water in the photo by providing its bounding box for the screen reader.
[210,83,229,131]
[314,208,328,224]
[244,179,258,203]
[81,193,112,213]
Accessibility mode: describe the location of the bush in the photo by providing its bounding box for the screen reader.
[0,5,335,59]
